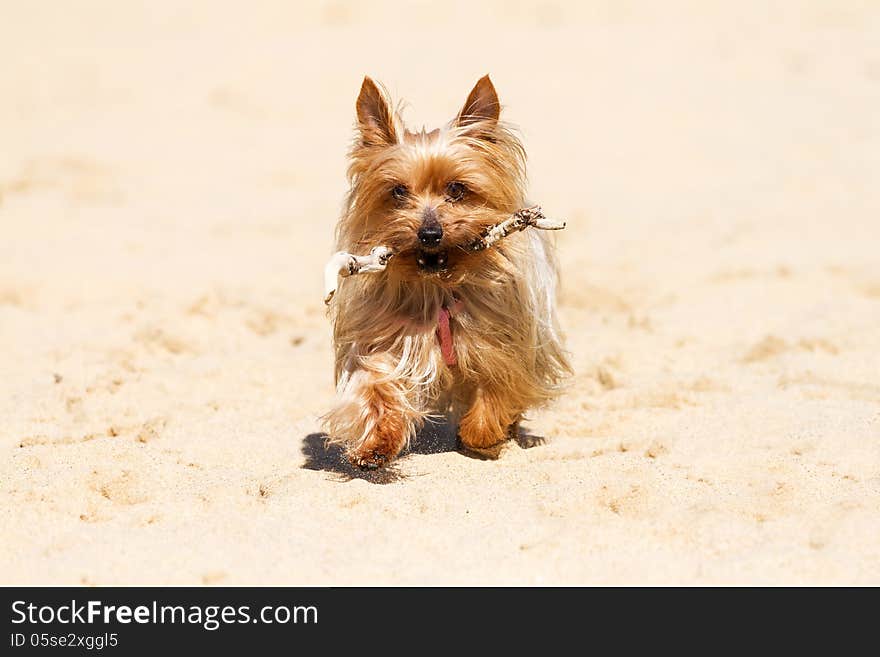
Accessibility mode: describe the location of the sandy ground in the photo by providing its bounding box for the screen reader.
[1,2,879,585]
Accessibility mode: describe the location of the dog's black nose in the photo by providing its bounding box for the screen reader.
[417,221,443,247]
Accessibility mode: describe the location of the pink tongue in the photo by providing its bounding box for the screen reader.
[436,306,457,366]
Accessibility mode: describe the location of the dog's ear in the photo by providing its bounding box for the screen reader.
[456,75,500,126]
[356,76,397,147]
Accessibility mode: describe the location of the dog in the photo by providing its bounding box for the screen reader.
[323,75,571,469]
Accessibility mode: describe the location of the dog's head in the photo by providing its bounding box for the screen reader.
[339,76,527,284]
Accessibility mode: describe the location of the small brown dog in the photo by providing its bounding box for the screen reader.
[324,75,571,469]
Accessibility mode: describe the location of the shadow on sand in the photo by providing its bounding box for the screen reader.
[301,418,546,484]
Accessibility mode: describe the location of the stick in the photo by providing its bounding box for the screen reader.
[323,246,393,304]
[323,206,564,304]
[467,206,565,251]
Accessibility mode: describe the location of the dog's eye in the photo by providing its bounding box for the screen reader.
[446,181,466,202]
[390,184,409,202]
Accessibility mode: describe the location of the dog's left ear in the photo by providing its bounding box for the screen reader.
[456,75,500,126]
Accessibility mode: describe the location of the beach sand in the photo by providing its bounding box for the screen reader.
[1,1,878,585]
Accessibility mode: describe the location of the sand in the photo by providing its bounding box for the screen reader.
[1,1,878,585]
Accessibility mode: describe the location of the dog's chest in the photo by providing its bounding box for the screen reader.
[439,295,524,369]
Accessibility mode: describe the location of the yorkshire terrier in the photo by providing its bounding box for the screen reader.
[323,75,571,469]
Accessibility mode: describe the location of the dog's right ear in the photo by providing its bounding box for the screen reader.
[356,77,397,147]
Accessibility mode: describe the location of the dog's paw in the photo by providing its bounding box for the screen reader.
[456,437,505,460]
[349,447,391,470]
[347,424,407,470]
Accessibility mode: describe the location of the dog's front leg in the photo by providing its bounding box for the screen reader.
[458,385,522,456]
[325,355,420,470]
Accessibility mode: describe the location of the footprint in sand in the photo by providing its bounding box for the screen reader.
[134,327,193,355]
[90,470,150,506]
[742,335,839,363]
[19,433,103,448]
[597,483,649,518]
[778,372,880,402]
[136,417,167,444]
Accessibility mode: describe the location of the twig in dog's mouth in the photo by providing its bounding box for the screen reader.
[466,205,565,251]
[323,206,565,304]
[322,246,393,304]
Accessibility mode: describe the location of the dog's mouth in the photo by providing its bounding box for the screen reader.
[416,249,449,274]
